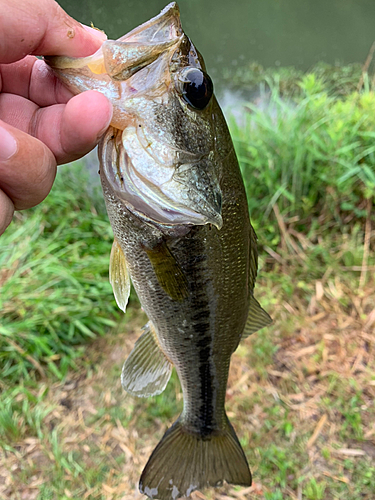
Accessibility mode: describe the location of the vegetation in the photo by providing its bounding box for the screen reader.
[0,65,374,499]
[0,167,120,382]
[221,61,369,98]
[228,66,375,239]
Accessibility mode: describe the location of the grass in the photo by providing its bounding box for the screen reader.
[0,165,121,382]
[228,72,375,251]
[1,270,374,499]
[0,66,375,499]
[221,61,371,98]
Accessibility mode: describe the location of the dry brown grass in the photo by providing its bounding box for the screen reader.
[1,271,374,500]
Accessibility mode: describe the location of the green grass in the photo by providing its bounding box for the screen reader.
[221,61,368,97]
[228,73,375,251]
[0,165,121,383]
[0,384,52,443]
[0,66,374,499]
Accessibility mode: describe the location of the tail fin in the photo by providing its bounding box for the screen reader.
[139,416,251,500]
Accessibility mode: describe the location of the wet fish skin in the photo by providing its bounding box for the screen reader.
[100,120,255,497]
[46,3,271,499]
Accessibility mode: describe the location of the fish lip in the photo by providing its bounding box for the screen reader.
[118,2,182,43]
[45,2,183,75]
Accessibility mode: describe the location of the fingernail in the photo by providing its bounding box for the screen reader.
[0,126,17,161]
[81,24,107,42]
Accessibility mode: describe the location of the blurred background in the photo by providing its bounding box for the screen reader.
[60,0,375,78]
[1,1,374,500]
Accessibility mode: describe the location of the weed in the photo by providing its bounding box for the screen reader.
[1,65,375,500]
[228,80,375,250]
[264,489,284,500]
[0,385,53,444]
[221,61,367,98]
[0,164,121,383]
[303,478,327,500]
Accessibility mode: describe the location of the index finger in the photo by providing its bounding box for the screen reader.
[0,0,106,64]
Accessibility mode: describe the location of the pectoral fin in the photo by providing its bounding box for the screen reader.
[121,322,172,397]
[242,295,272,338]
[145,242,188,302]
[109,239,131,313]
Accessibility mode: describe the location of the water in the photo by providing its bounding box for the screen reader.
[58,0,375,83]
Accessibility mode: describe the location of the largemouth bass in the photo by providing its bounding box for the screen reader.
[46,3,271,499]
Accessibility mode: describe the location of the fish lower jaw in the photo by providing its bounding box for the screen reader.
[118,192,215,228]
[112,161,223,227]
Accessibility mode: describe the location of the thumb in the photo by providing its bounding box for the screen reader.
[0,121,57,213]
[0,188,14,236]
[0,0,107,64]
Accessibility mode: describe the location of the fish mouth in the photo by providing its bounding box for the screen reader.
[46,2,182,77]
[45,3,186,129]
[48,2,224,231]
[117,2,182,43]
[99,127,223,229]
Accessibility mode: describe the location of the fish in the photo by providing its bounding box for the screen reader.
[46,3,272,499]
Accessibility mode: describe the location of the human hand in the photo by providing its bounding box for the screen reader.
[0,0,113,235]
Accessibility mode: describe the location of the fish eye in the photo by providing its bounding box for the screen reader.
[178,68,213,110]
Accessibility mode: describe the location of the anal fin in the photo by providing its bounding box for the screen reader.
[121,322,172,398]
[109,239,131,313]
[242,295,272,339]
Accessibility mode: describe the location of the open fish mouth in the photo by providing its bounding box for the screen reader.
[99,127,223,229]
[47,1,223,230]
[46,2,183,84]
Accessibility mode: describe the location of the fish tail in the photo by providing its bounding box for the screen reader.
[139,414,251,500]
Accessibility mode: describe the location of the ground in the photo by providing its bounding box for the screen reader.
[1,269,374,500]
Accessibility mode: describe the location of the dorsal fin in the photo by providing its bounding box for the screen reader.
[121,322,172,397]
[249,225,258,290]
[242,295,272,339]
[109,239,131,313]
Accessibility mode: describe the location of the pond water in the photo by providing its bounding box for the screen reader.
[58,0,375,84]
